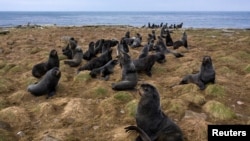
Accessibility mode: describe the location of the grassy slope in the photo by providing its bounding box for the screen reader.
[0,26,249,141]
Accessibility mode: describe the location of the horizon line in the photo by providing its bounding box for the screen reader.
[0,10,250,12]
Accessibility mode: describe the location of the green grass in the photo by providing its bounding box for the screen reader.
[74,72,91,82]
[125,100,138,117]
[94,87,108,98]
[114,92,133,103]
[244,64,250,73]
[205,84,226,98]
[203,100,235,120]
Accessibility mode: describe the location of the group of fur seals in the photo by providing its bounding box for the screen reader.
[125,83,184,141]
[62,37,78,59]
[89,59,118,80]
[133,52,165,77]
[64,47,83,67]
[179,56,215,90]
[155,36,184,58]
[62,38,84,67]
[25,28,217,141]
[77,49,113,72]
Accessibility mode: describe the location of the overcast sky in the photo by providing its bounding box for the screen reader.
[1,0,250,11]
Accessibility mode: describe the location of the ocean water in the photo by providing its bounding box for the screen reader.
[0,11,250,29]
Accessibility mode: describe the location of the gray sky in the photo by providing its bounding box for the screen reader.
[1,0,250,11]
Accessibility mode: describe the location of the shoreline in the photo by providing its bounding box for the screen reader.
[1,24,250,30]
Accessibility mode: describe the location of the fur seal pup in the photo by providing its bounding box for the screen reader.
[32,49,59,78]
[83,42,96,61]
[46,49,60,70]
[160,26,174,46]
[94,39,119,55]
[62,37,78,59]
[89,59,118,80]
[156,36,184,58]
[138,44,150,59]
[133,53,165,77]
[125,83,184,141]
[28,67,61,99]
[32,62,47,78]
[64,47,83,67]
[176,22,183,29]
[118,38,130,53]
[173,31,188,50]
[94,39,104,55]
[77,49,113,72]
[112,51,138,91]
[131,33,142,48]
[179,56,215,90]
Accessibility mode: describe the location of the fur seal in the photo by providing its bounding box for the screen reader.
[64,47,83,67]
[173,31,188,50]
[28,67,61,99]
[176,22,183,29]
[62,37,78,59]
[112,51,138,91]
[138,44,150,59]
[77,49,113,72]
[94,39,119,55]
[83,41,96,61]
[131,33,142,48]
[32,49,59,78]
[156,36,184,58]
[179,56,215,90]
[89,59,118,80]
[125,83,184,141]
[133,53,166,77]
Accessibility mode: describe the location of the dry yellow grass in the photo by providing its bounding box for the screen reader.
[0,26,249,141]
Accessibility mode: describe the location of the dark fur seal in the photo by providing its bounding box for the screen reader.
[62,37,78,59]
[138,44,150,59]
[173,31,188,50]
[46,49,60,70]
[156,36,184,58]
[112,51,138,91]
[94,39,119,55]
[77,49,113,72]
[125,83,184,141]
[64,47,83,67]
[176,22,183,29]
[28,67,61,99]
[32,49,59,78]
[89,59,118,80]
[179,56,215,90]
[131,33,142,48]
[133,53,166,77]
[83,42,96,61]
[160,26,174,46]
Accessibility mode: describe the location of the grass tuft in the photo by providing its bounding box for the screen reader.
[114,92,133,103]
[202,100,235,120]
[205,84,225,98]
